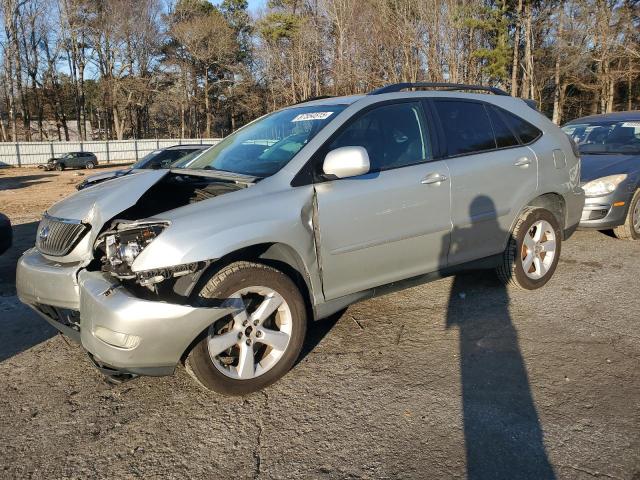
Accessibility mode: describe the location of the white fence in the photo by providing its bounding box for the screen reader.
[0,138,222,167]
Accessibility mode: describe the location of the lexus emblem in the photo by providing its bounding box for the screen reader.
[39,225,50,242]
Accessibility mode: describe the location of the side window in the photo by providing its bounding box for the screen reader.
[499,109,542,144]
[488,106,519,148]
[432,100,496,156]
[328,102,430,172]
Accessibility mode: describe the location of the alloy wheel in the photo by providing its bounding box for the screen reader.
[207,286,292,380]
[521,220,557,280]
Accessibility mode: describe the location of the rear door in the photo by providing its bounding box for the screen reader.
[71,153,83,168]
[429,99,539,265]
[314,101,452,300]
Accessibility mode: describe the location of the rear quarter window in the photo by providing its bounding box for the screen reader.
[487,106,519,148]
[498,109,542,144]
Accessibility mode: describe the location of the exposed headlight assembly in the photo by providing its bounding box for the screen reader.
[97,221,169,278]
[582,174,627,197]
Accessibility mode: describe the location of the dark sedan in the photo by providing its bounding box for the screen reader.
[563,111,640,240]
[40,151,98,171]
[76,144,211,190]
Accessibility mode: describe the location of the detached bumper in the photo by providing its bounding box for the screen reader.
[16,248,81,310]
[77,270,233,376]
[16,249,234,377]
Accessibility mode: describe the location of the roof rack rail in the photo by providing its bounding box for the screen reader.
[368,82,510,96]
[293,95,335,105]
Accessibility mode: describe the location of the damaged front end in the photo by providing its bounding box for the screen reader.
[17,169,252,378]
[93,219,206,301]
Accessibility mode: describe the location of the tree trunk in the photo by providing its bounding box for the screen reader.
[511,0,523,96]
[552,7,564,124]
[522,1,533,100]
[204,68,211,137]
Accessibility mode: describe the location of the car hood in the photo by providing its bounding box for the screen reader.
[82,168,131,185]
[580,154,640,183]
[46,169,254,252]
[48,169,169,244]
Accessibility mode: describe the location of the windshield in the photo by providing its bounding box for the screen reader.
[171,148,209,168]
[187,104,347,177]
[562,120,640,155]
[132,150,161,169]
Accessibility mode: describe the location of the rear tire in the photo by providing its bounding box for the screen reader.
[55,163,64,171]
[613,189,640,240]
[85,161,95,169]
[496,207,562,290]
[186,261,307,395]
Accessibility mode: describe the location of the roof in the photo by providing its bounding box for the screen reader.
[290,95,365,107]
[165,144,212,149]
[565,110,640,124]
[290,90,525,108]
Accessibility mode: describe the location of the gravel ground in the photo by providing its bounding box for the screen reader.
[0,168,638,479]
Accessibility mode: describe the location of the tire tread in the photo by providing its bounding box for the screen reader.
[496,207,537,290]
[613,189,639,240]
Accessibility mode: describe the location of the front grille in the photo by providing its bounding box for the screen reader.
[36,214,89,256]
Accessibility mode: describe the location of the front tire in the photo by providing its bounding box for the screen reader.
[55,163,64,171]
[496,207,562,290]
[613,189,640,240]
[186,261,307,395]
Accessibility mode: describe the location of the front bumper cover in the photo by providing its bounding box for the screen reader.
[579,190,632,229]
[17,249,235,377]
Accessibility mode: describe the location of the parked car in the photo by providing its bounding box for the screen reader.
[76,144,212,190]
[562,111,640,239]
[17,83,584,394]
[41,152,98,171]
[0,213,11,255]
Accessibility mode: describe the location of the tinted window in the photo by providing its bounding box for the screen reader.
[329,102,429,172]
[488,106,519,148]
[500,110,542,143]
[433,100,496,156]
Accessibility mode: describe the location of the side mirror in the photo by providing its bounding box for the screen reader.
[323,146,370,179]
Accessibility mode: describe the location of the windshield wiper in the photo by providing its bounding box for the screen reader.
[171,168,261,184]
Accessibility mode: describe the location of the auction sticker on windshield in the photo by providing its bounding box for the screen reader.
[292,112,334,122]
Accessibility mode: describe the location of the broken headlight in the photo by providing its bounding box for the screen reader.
[97,222,168,277]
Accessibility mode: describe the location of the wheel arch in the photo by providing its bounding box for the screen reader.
[190,242,315,320]
[526,192,566,229]
[179,242,317,364]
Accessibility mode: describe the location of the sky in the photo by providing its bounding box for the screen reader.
[209,0,266,13]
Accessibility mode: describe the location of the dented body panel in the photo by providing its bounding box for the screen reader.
[78,270,235,375]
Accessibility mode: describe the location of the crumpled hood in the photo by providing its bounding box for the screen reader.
[47,169,169,244]
[82,168,131,185]
[580,154,640,183]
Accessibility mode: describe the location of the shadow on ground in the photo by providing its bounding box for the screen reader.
[0,174,54,191]
[0,221,55,362]
[444,195,555,480]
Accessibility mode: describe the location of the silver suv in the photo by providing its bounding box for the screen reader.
[17,83,585,394]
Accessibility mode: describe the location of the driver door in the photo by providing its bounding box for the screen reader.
[314,101,452,300]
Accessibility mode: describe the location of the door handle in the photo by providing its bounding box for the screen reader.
[513,157,532,167]
[421,173,448,185]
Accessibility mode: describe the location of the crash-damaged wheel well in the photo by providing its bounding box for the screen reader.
[178,242,315,364]
[190,243,314,312]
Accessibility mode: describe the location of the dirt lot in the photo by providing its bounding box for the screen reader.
[0,167,638,479]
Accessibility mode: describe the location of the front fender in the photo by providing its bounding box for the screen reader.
[130,185,319,293]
